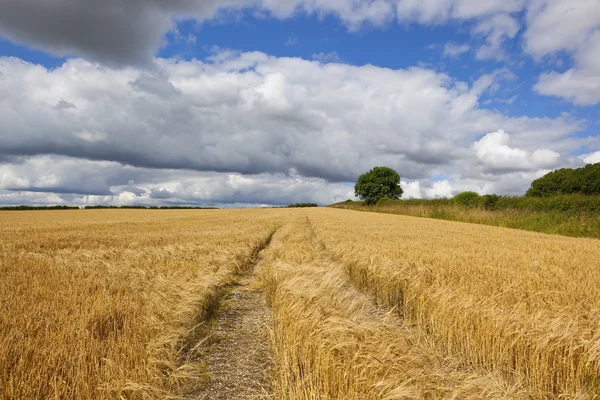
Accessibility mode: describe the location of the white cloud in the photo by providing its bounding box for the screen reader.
[312,51,341,63]
[583,151,600,165]
[1,0,599,108]
[442,42,470,57]
[533,31,600,105]
[473,129,562,173]
[526,0,600,104]
[524,0,600,58]
[473,14,520,60]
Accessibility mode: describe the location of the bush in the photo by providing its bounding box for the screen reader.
[288,203,319,208]
[481,194,500,210]
[452,191,481,208]
[375,197,396,206]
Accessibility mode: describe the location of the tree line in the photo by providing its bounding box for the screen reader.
[354,163,600,206]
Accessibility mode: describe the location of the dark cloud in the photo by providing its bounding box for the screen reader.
[55,99,76,110]
[4,186,112,196]
[0,1,169,66]
[0,0,392,67]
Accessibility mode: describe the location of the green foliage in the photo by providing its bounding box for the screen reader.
[354,166,403,206]
[452,191,481,208]
[375,197,395,206]
[527,163,600,197]
[288,203,319,208]
[481,194,500,210]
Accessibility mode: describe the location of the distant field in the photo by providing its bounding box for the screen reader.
[332,196,600,238]
[1,209,599,399]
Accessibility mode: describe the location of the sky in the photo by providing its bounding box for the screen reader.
[0,0,599,207]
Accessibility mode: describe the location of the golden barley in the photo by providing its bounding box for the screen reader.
[0,209,283,399]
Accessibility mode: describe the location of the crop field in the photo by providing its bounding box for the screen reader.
[1,208,600,399]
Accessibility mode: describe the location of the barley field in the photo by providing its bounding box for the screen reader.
[1,208,599,399]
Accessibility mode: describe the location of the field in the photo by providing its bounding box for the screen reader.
[332,196,600,238]
[1,209,600,399]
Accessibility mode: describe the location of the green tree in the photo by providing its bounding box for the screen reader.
[526,163,600,197]
[355,167,403,205]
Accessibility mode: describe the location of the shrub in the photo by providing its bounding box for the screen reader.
[481,194,500,210]
[452,191,481,208]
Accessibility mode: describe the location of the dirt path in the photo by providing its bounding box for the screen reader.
[192,260,274,400]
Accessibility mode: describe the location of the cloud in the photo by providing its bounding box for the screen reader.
[0,0,395,66]
[285,36,298,46]
[0,50,589,205]
[2,0,599,107]
[473,14,520,60]
[0,53,583,185]
[524,0,600,58]
[0,155,355,207]
[442,42,470,57]
[473,129,562,173]
[533,31,600,105]
[526,0,600,105]
[583,151,600,164]
[395,0,525,24]
[402,179,454,198]
[312,51,341,63]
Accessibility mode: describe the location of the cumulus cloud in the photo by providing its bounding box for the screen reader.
[583,151,600,165]
[526,0,600,104]
[0,49,589,205]
[402,179,454,198]
[0,52,584,186]
[473,129,562,173]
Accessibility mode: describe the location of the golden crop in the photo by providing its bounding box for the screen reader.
[1,208,599,399]
[0,209,283,399]
[307,208,600,398]
[259,215,524,399]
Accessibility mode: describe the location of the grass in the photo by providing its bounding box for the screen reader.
[331,196,600,238]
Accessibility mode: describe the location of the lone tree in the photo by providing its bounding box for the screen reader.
[355,166,403,205]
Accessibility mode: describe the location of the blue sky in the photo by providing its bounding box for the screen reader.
[0,1,599,206]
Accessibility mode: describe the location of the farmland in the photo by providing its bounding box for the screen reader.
[1,208,599,399]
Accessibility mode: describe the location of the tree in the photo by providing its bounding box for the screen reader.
[526,163,600,197]
[355,167,403,205]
